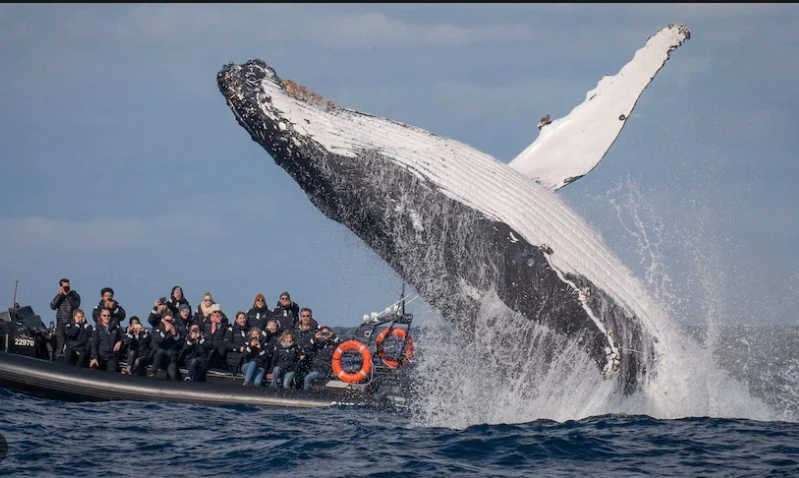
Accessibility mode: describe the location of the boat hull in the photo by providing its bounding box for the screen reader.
[0,352,402,409]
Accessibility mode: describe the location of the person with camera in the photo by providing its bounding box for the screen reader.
[182,323,212,382]
[91,287,126,329]
[49,278,81,360]
[147,297,171,329]
[167,285,191,317]
[240,327,271,387]
[150,309,182,380]
[122,316,152,376]
[89,307,123,372]
[302,326,340,390]
[64,308,92,367]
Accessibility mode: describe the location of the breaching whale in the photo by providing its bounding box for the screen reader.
[217,24,691,394]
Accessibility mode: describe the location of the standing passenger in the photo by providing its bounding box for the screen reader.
[49,278,81,359]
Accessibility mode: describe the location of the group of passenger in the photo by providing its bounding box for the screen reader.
[49,278,341,390]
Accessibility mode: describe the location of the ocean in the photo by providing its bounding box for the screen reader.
[1,324,798,477]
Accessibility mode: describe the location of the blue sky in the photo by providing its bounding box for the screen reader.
[1,4,797,327]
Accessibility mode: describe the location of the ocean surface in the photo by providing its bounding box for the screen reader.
[2,325,799,477]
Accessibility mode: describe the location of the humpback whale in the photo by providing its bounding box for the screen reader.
[216,24,691,394]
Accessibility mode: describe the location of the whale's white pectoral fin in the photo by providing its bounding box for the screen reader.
[508,24,691,192]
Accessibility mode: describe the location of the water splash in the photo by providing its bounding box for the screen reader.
[407,176,786,429]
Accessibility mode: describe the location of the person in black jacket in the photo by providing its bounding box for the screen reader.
[247,293,270,330]
[269,330,301,389]
[167,285,191,317]
[150,309,183,380]
[271,291,300,332]
[175,303,195,334]
[202,305,229,370]
[240,327,270,386]
[89,307,123,372]
[224,312,249,374]
[293,308,318,385]
[49,278,81,359]
[147,297,171,329]
[302,327,340,390]
[64,308,92,367]
[182,323,212,382]
[91,287,126,328]
[122,316,151,376]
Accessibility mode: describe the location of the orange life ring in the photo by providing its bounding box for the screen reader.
[375,327,414,368]
[331,340,373,383]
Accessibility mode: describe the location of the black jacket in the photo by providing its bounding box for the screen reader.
[151,326,183,353]
[181,335,213,362]
[309,335,340,375]
[241,338,271,368]
[50,291,81,326]
[168,297,191,317]
[270,342,300,372]
[65,322,92,349]
[92,300,126,328]
[202,322,229,369]
[271,302,300,331]
[90,325,122,360]
[122,329,152,357]
[246,306,270,330]
[224,323,249,368]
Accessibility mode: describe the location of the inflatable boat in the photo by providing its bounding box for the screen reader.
[0,300,415,410]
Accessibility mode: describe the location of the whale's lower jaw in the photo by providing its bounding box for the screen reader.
[217,61,653,394]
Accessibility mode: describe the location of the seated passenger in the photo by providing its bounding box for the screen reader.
[270,330,300,389]
[167,285,191,317]
[202,304,229,370]
[195,292,222,325]
[247,293,270,330]
[271,291,300,332]
[241,327,270,387]
[89,307,123,372]
[147,297,170,329]
[293,308,318,384]
[175,303,194,336]
[150,309,182,380]
[122,316,152,376]
[182,323,212,382]
[303,327,340,390]
[261,319,280,382]
[64,308,92,367]
[224,311,249,374]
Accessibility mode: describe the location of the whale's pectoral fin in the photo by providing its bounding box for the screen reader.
[508,24,691,192]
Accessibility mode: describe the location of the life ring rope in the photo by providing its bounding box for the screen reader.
[375,326,414,368]
[331,339,373,383]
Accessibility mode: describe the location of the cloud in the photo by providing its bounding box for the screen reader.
[16,5,536,50]
[301,12,532,48]
[0,214,228,254]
